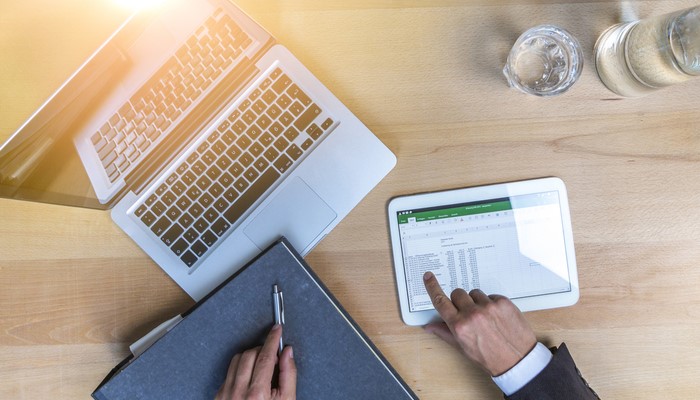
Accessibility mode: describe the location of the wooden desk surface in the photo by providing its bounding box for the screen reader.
[2,0,700,398]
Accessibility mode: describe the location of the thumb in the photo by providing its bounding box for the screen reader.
[424,322,460,349]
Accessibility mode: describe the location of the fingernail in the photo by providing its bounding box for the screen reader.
[288,347,294,359]
[423,271,434,281]
[272,324,281,331]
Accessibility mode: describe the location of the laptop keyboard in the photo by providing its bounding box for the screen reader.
[90,8,253,184]
[133,66,335,268]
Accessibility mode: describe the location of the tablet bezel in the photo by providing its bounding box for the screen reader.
[387,177,579,326]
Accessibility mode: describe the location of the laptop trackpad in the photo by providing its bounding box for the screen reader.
[244,177,337,253]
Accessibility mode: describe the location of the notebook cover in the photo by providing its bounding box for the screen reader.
[92,238,417,399]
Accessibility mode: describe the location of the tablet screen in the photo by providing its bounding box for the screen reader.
[396,191,573,313]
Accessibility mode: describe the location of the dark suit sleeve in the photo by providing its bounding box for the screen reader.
[506,343,600,400]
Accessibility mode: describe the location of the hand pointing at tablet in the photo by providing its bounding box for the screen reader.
[422,271,536,376]
[422,271,599,399]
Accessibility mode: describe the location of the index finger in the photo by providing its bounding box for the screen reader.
[423,272,458,321]
[250,324,282,389]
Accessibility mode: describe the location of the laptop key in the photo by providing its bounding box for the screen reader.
[249,142,264,158]
[166,173,178,185]
[286,144,303,160]
[272,74,292,94]
[210,182,224,197]
[277,94,292,109]
[161,224,184,246]
[307,124,323,140]
[293,104,321,131]
[188,213,206,231]
[180,251,198,268]
[224,168,280,224]
[234,178,249,192]
[257,115,272,130]
[206,166,222,181]
[197,176,213,192]
[199,193,214,208]
[229,162,244,177]
[187,186,202,201]
[105,164,117,178]
[134,204,147,217]
[267,104,281,119]
[223,188,238,202]
[254,157,269,172]
[287,84,312,106]
[321,118,334,130]
[263,147,279,162]
[152,201,167,216]
[172,181,186,196]
[252,100,266,115]
[94,137,108,152]
[226,143,242,159]
[151,216,171,237]
[166,206,182,221]
[289,101,304,117]
[239,152,254,167]
[273,137,289,152]
[203,208,219,223]
[236,135,252,150]
[212,218,230,236]
[162,191,177,206]
[270,122,284,137]
[283,127,299,142]
[171,239,188,256]
[185,202,202,216]
[244,167,259,182]
[184,227,200,242]
[216,155,232,171]
[212,139,227,155]
[182,171,196,185]
[140,211,156,227]
[191,240,208,257]
[221,131,236,146]
[98,142,116,160]
[274,154,293,173]
[155,184,167,196]
[201,230,218,247]
[178,212,194,229]
[202,150,217,165]
[260,132,274,147]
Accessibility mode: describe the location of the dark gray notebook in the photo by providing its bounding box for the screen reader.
[93,238,417,399]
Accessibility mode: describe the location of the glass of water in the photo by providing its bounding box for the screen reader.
[595,6,700,97]
[503,25,584,96]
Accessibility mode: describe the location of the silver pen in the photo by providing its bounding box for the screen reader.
[272,284,285,355]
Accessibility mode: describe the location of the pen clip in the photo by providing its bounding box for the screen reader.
[278,291,285,325]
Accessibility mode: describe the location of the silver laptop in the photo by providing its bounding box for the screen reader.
[0,0,395,300]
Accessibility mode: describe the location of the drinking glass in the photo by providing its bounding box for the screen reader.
[503,25,583,96]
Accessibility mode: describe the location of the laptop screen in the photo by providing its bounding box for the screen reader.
[0,127,107,209]
[0,9,157,210]
[0,36,137,210]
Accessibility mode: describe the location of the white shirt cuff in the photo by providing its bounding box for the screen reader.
[491,342,553,396]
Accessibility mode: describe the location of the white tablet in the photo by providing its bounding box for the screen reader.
[388,177,578,326]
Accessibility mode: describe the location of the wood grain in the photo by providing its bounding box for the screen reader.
[2,1,700,399]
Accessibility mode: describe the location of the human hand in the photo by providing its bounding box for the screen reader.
[215,324,296,400]
[422,271,537,376]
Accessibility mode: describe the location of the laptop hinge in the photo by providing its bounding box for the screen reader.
[122,60,260,199]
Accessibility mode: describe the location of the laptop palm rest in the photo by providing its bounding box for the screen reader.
[243,177,336,253]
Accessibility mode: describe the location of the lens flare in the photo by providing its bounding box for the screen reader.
[113,0,167,11]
